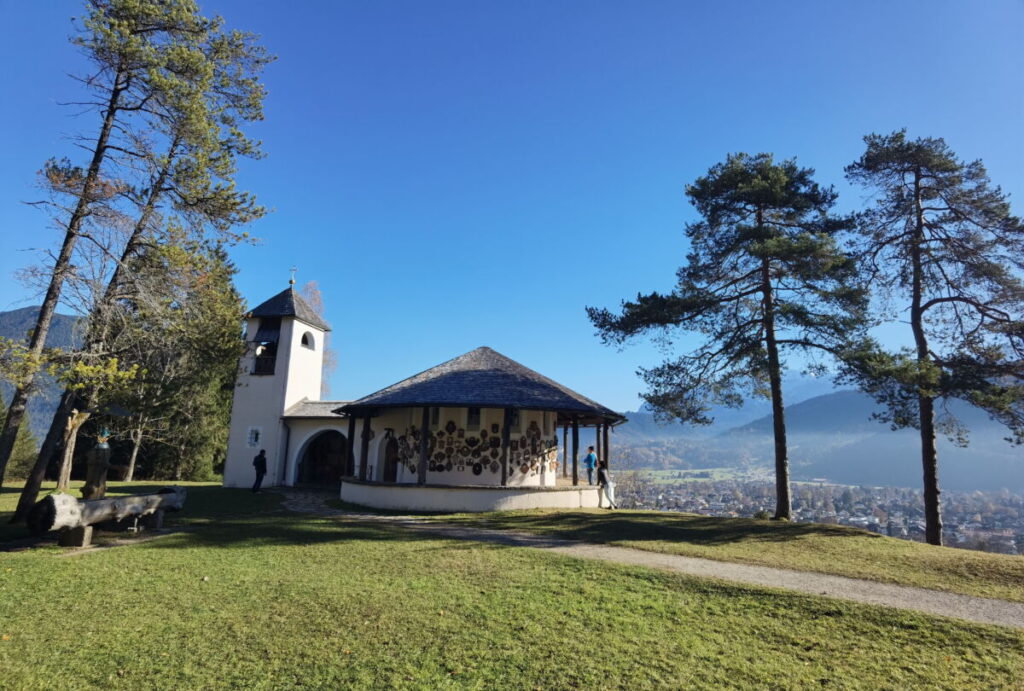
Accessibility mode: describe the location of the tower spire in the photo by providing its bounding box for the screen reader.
[289,266,297,286]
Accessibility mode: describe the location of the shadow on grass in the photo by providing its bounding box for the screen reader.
[470,511,882,548]
[144,514,442,551]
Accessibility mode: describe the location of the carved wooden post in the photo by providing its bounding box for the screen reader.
[562,424,568,477]
[501,408,513,486]
[346,416,357,477]
[418,407,429,485]
[571,420,579,486]
[603,422,611,470]
[359,416,371,481]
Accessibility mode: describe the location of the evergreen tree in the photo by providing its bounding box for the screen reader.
[588,153,866,519]
[97,236,245,481]
[843,130,1024,546]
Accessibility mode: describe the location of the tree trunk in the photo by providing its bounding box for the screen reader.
[56,409,91,490]
[11,391,75,523]
[911,170,943,546]
[761,252,791,520]
[0,67,126,486]
[126,426,143,482]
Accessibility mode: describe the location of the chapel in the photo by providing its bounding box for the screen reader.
[222,284,625,511]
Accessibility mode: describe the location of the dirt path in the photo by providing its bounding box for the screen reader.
[278,489,1024,630]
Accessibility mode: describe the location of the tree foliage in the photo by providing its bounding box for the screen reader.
[99,238,245,481]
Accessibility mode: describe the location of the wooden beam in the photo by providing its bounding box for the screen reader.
[417,407,429,485]
[346,416,357,477]
[595,422,602,465]
[603,423,611,470]
[562,424,568,477]
[571,420,579,486]
[359,416,371,481]
[501,408,513,486]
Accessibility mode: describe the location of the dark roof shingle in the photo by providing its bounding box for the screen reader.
[247,287,330,331]
[339,347,624,423]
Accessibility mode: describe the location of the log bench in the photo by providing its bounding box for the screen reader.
[27,487,187,547]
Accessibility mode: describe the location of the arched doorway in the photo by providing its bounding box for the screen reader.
[382,437,399,483]
[297,430,348,486]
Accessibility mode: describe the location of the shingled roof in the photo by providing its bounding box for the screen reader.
[283,399,350,419]
[338,347,625,424]
[247,286,330,331]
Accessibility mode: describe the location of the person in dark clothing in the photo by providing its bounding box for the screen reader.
[252,449,268,493]
[597,460,616,509]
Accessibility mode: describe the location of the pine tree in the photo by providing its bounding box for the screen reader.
[843,130,1024,546]
[588,153,867,519]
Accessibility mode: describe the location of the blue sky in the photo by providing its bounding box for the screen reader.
[1,1,1021,411]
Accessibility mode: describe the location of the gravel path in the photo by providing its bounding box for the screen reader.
[276,489,1024,630]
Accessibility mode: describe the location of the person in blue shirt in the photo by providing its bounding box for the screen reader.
[583,446,597,485]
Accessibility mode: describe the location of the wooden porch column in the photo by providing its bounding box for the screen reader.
[603,423,611,470]
[417,407,429,485]
[359,416,371,481]
[501,408,513,486]
[562,424,568,477]
[346,416,357,477]
[595,423,602,465]
[571,420,579,486]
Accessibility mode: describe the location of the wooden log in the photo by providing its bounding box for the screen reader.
[27,487,187,536]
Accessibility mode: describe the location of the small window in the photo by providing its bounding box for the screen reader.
[467,407,481,430]
[247,427,262,448]
[301,331,315,350]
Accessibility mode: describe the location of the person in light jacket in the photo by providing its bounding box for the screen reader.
[583,446,598,485]
[597,460,616,509]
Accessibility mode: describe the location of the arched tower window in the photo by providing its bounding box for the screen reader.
[301,331,315,350]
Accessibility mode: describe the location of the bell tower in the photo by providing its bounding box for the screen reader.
[222,283,330,488]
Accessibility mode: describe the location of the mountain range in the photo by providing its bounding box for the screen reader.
[0,306,82,441]
[615,388,1022,492]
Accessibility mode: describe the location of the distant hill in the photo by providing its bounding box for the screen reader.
[0,307,82,441]
[612,386,1022,492]
[727,390,1023,492]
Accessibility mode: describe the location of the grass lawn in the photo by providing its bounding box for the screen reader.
[0,487,1021,689]
[439,509,1024,603]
